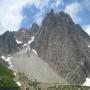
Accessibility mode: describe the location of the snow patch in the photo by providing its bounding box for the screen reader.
[1,56,13,69]
[1,56,6,59]
[28,36,35,44]
[32,49,38,55]
[83,78,90,86]
[1,56,21,86]
[13,72,17,76]
[16,82,21,86]
[23,43,28,47]
[1,56,12,62]
[88,45,90,48]
[81,61,84,66]
[5,57,12,62]
[23,36,34,47]
[16,40,22,44]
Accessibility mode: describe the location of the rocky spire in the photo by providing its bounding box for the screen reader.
[30,23,39,36]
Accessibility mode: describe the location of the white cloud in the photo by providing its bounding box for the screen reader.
[51,0,63,8]
[0,0,64,34]
[34,10,45,25]
[34,0,63,25]
[84,25,90,36]
[64,2,82,23]
[0,0,31,34]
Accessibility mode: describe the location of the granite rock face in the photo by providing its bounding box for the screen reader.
[30,23,39,36]
[31,10,90,85]
[0,58,9,67]
[15,28,32,44]
[0,25,38,55]
[0,31,17,55]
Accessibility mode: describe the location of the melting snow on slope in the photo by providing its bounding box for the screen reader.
[1,55,22,86]
[1,56,6,59]
[23,36,35,47]
[32,49,37,55]
[83,78,90,86]
[1,56,13,68]
[13,72,17,76]
[28,36,35,44]
[16,40,22,44]
[16,82,22,86]
[5,57,12,62]
[88,45,90,48]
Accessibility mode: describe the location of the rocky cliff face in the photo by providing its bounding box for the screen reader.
[31,10,90,85]
[0,25,38,55]
[15,28,32,44]
[30,23,39,36]
[0,10,90,86]
[0,31,17,56]
[0,58,9,67]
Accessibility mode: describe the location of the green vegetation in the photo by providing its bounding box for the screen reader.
[0,63,18,88]
[17,72,90,90]
[43,85,90,90]
[29,80,39,87]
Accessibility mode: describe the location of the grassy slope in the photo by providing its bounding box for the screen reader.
[42,85,90,90]
[17,72,90,90]
[0,63,18,88]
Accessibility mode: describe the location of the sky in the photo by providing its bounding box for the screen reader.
[0,0,90,35]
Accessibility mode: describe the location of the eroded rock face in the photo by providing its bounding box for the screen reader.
[0,58,9,67]
[15,28,32,44]
[31,10,90,85]
[30,23,39,36]
[0,31,17,55]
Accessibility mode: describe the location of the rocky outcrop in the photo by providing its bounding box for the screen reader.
[30,23,39,36]
[0,31,17,56]
[31,10,90,85]
[15,28,32,44]
[0,58,9,67]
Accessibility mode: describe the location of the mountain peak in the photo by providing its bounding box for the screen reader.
[57,11,74,24]
[0,31,17,55]
[42,10,74,29]
[31,11,90,85]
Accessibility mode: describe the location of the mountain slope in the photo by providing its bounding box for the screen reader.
[31,10,90,85]
[30,23,39,36]
[0,10,90,87]
[11,47,68,85]
[0,58,17,88]
[0,31,17,56]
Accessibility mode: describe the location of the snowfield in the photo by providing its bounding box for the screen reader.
[88,45,90,48]
[32,49,38,55]
[23,36,34,47]
[16,82,22,86]
[1,56,13,68]
[83,78,90,86]
[16,40,22,44]
[28,36,35,44]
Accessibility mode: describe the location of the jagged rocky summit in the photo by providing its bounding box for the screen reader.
[0,24,39,56]
[0,10,90,85]
[31,10,90,85]
[0,31,17,56]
